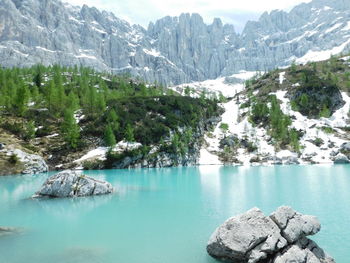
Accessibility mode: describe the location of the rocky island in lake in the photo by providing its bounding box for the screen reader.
[33,170,114,198]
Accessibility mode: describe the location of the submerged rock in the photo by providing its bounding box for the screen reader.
[33,170,114,198]
[51,247,106,263]
[0,227,24,237]
[207,206,334,263]
[333,153,349,164]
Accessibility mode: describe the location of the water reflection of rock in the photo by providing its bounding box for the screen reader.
[50,247,108,263]
[0,227,25,237]
[0,175,47,202]
[31,194,113,219]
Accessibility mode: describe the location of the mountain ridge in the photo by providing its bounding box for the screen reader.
[0,0,349,85]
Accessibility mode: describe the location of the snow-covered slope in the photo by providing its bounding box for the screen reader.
[171,71,257,98]
[198,55,350,166]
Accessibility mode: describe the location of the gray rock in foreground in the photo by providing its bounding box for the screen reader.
[33,170,114,198]
[207,206,335,263]
[270,206,320,243]
[273,237,335,263]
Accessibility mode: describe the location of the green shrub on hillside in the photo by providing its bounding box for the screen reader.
[249,95,301,151]
[289,69,342,118]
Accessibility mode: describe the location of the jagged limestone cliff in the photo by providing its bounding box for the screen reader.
[0,0,349,85]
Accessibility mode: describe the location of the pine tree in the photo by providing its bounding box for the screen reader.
[61,108,80,149]
[107,109,118,123]
[184,86,191,96]
[14,81,30,116]
[107,109,120,132]
[30,85,40,105]
[125,123,135,142]
[55,81,66,114]
[319,105,331,118]
[33,66,43,89]
[95,92,106,115]
[289,129,300,152]
[24,121,36,141]
[300,93,309,109]
[66,91,80,111]
[171,132,180,154]
[85,85,97,116]
[104,125,116,147]
[45,80,56,112]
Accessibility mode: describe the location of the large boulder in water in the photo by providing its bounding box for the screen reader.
[33,170,114,198]
[207,206,334,263]
[207,208,287,263]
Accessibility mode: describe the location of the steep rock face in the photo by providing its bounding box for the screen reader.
[207,206,335,263]
[107,118,221,169]
[148,14,237,82]
[1,0,350,85]
[0,0,185,85]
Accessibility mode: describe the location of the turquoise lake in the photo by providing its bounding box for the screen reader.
[0,165,349,263]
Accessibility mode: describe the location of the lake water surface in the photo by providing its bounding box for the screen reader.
[0,165,349,263]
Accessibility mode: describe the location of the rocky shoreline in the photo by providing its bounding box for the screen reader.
[0,143,48,176]
[1,136,349,177]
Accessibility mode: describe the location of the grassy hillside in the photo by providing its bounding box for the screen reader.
[0,65,221,173]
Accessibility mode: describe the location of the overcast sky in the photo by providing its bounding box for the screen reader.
[65,0,312,32]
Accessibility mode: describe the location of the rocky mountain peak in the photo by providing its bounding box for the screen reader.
[0,0,349,85]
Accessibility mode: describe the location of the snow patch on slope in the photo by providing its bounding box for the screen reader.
[143,48,161,57]
[73,141,142,166]
[198,149,221,165]
[171,71,257,98]
[341,22,350,32]
[279,72,286,84]
[36,46,57,53]
[200,95,275,165]
[75,54,98,60]
[325,23,343,34]
[296,38,350,64]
